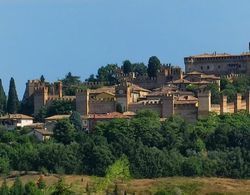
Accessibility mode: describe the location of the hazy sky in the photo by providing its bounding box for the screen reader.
[0,0,250,96]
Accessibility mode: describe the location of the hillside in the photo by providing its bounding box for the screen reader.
[1,174,250,195]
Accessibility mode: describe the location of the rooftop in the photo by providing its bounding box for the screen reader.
[0,114,34,120]
[45,115,70,121]
[186,52,250,59]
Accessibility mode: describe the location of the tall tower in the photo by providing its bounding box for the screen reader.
[162,93,175,118]
[115,81,131,112]
[34,86,49,114]
[76,89,89,115]
[198,89,211,119]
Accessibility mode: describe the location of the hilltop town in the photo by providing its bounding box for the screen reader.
[1,52,250,137]
[0,52,250,194]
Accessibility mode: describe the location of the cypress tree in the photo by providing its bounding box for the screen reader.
[0,79,6,115]
[7,77,19,114]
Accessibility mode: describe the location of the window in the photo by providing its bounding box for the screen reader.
[207,66,210,70]
[201,66,203,70]
[218,65,220,69]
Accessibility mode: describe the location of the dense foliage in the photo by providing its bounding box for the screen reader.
[35,100,75,122]
[61,72,85,96]
[0,110,249,179]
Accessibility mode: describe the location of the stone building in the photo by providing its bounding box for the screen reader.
[198,89,250,119]
[184,52,250,75]
[76,81,199,122]
[23,79,75,114]
[116,64,184,90]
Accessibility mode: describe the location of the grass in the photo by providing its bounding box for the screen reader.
[0,175,250,195]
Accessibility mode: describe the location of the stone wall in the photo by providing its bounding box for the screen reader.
[128,103,162,115]
[175,104,198,122]
[89,101,116,114]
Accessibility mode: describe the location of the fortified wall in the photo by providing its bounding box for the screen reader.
[24,80,75,114]
[198,90,250,119]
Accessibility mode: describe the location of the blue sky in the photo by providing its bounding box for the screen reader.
[0,0,250,97]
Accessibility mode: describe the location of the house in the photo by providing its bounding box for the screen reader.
[0,114,34,130]
[33,129,53,141]
[85,112,131,131]
[44,115,70,131]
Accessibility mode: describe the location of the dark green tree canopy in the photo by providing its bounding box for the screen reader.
[0,79,6,115]
[53,119,76,145]
[97,64,119,84]
[62,72,82,96]
[40,75,45,83]
[122,60,133,74]
[69,111,83,131]
[7,77,19,114]
[132,63,147,76]
[147,56,161,78]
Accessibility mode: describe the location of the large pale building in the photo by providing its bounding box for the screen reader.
[184,52,250,75]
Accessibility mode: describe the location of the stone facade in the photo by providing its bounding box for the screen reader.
[76,81,199,122]
[184,52,250,75]
[24,80,74,114]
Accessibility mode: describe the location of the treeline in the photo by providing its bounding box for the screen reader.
[85,56,162,84]
[0,110,249,179]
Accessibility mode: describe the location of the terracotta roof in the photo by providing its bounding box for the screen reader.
[172,79,191,84]
[34,129,53,136]
[147,85,178,96]
[0,114,33,120]
[131,84,151,93]
[88,112,130,119]
[45,115,70,120]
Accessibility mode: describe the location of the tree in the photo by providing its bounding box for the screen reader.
[85,74,97,82]
[122,60,133,74]
[40,75,45,83]
[10,177,24,195]
[97,64,119,84]
[24,181,41,195]
[94,155,131,192]
[69,111,83,131]
[52,177,74,195]
[7,77,19,114]
[207,83,220,104]
[37,175,46,190]
[53,119,76,144]
[132,63,147,75]
[0,157,9,175]
[62,72,81,86]
[0,179,9,195]
[0,79,6,115]
[62,72,81,96]
[147,56,161,77]
[47,100,74,117]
